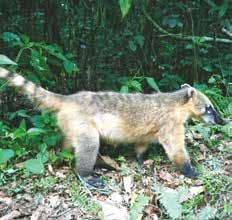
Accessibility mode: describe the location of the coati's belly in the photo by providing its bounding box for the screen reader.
[92,113,158,144]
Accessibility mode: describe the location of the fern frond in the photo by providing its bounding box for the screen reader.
[155,186,182,219]
[198,205,217,220]
[129,194,149,220]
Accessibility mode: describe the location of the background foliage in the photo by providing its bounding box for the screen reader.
[0,1,231,219]
[0,0,232,93]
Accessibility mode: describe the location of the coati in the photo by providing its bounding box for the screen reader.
[0,67,228,184]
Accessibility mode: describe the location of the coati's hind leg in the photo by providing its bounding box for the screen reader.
[63,121,104,188]
[74,128,106,188]
[135,143,148,165]
[73,126,100,177]
[158,126,198,179]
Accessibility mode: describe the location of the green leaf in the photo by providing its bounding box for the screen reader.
[30,49,48,72]
[43,135,60,146]
[63,60,77,74]
[31,115,44,128]
[27,128,45,136]
[119,0,132,18]
[219,1,228,17]
[129,194,149,220]
[128,40,136,52]
[208,76,216,84]
[25,159,44,174]
[131,80,142,92]
[168,18,178,28]
[0,55,17,65]
[0,149,15,164]
[1,32,22,46]
[43,45,67,61]
[146,77,160,92]
[59,149,74,161]
[134,35,145,47]
[37,152,49,163]
[12,127,27,139]
[120,85,129,93]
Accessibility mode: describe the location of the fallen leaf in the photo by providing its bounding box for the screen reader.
[0,191,7,197]
[189,186,204,197]
[193,133,202,140]
[31,206,44,220]
[98,200,128,220]
[48,164,55,175]
[97,155,120,170]
[180,186,205,202]
[143,159,154,166]
[123,175,134,193]
[48,195,60,209]
[0,197,13,206]
[199,144,208,153]
[153,214,159,220]
[15,162,25,168]
[55,171,66,179]
[159,170,174,183]
[23,194,33,202]
[0,210,21,220]
[110,192,123,204]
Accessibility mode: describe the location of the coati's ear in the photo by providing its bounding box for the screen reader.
[181,84,196,99]
[181,84,191,89]
[187,87,196,98]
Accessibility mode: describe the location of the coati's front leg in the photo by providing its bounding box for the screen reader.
[158,126,198,179]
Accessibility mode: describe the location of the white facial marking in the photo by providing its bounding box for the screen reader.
[202,114,215,124]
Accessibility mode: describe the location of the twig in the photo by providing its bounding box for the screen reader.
[50,208,72,218]
[222,28,232,38]
[0,210,21,220]
[142,6,232,44]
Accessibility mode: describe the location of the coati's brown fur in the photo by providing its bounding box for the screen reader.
[0,67,227,179]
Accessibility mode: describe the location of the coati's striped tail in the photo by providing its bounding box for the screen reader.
[0,67,63,111]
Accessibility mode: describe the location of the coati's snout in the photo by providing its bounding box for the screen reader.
[201,105,227,125]
[181,84,227,126]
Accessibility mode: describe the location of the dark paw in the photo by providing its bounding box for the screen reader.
[137,155,144,165]
[181,163,199,179]
[85,174,106,189]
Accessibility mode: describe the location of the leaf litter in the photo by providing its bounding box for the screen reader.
[0,134,231,219]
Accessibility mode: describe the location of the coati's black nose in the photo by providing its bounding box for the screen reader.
[215,116,227,125]
[211,107,227,125]
[213,112,227,125]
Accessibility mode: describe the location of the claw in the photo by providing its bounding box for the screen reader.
[85,174,106,188]
[181,162,199,179]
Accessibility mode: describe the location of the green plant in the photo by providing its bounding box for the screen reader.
[198,205,217,220]
[33,176,58,192]
[71,181,102,218]
[154,185,189,219]
[129,194,149,220]
[0,110,61,174]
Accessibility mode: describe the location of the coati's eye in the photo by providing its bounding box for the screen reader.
[205,105,212,114]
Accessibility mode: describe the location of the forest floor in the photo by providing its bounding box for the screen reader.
[0,128,231,220]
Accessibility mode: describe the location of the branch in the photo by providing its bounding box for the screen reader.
[142,6,232,44]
